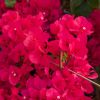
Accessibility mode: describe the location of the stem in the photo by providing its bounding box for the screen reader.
[51,61,100,88]
[68,69,100,88]
[60,51,63,69]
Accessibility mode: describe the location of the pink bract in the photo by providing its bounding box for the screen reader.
[0,1,98,100]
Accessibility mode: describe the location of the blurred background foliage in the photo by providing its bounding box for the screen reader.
[62,0,100,16]
[70,0,99,16]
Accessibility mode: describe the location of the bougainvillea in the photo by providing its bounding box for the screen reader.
[87,9,100,67]
[0,0,99,100]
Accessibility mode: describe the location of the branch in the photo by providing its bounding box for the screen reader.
[68,69,100,88]
[60,51,63,69]
[51,62,100,88]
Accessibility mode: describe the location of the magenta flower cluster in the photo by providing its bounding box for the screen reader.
[0,0,98,100]
[87,9,100,67]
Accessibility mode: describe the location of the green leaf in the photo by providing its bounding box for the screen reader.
[70,0,83,13]
[72,2,92,17]
[5,0,16,8]
[99,0,100,8]
[62,52,68,62]
[70,0,83,7]
[87,0,99,9]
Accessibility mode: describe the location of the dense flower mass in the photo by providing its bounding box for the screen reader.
[87,9,100,67]
[0,0,98,100]
[0,0,62,22]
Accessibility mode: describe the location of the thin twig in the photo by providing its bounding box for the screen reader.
[68,69,100,88]
[51,61,100,88]
[60,51,63,69]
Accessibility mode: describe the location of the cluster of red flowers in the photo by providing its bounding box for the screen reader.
[0,0,61,22]
[0,0,98,100]
[87,9,100,67]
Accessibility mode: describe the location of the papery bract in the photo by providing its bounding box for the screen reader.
[0,1,98,100]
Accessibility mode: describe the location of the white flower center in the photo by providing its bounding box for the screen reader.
[43,12,46,15]
[13,73,17,77]
[14,28,17,31]
[82,27,86,30]
[23,96,27,99]
[12,72,17,77]
[57,96,60,99]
